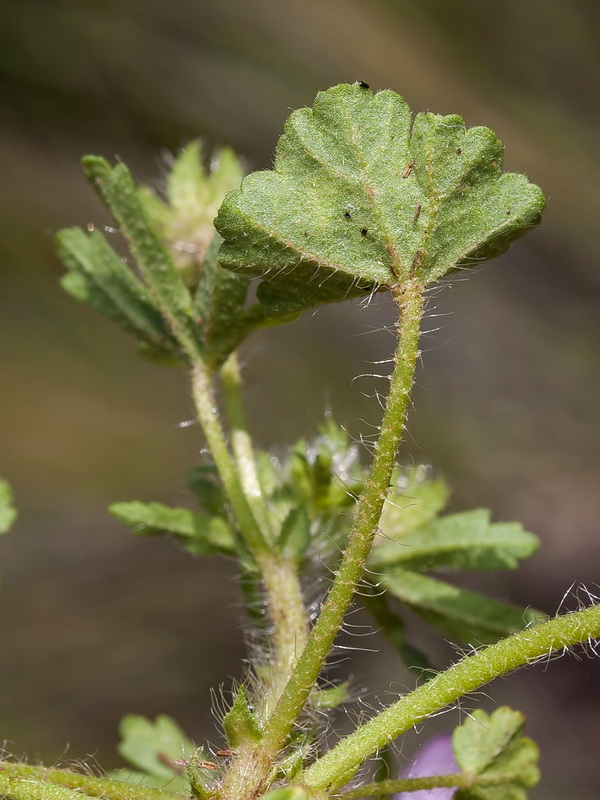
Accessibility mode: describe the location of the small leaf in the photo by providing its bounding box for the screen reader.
[453,707,540,799]
[370,509,539,572]
[0,479,17,534]
[193,234,268,368]
[117,714,196,780]
[381,569,546,645]
[222,687,263,748]
[186,466,228,517]
[277,506,311,565]
[140,144,293,366]
[362,589,431,674]
[312,682,350,709]
[82,156,200,358]
[216,83,545,316]
[57,227,180,357]
[109,501,235,556]
[377,466,450,543]
[143,142,244,278]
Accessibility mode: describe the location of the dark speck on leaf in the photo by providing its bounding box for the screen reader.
[356,80,370,89]
[344,211,352,219]
[506,210,512,215]
[456,148,462,154]
[361,228,368,236]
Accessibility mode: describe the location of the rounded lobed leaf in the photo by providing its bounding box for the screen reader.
[215,83,546,315]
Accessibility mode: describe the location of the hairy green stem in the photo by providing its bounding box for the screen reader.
[338,772,498,799]
[258,555,310,710]
[213,356,309,796]
[0,763,181,800]
[261,278,424,757]
[192,359,267,557]
[220,352,273,539]
[303,604,600,792]
[218,352,309,704]
[193,357,309,667]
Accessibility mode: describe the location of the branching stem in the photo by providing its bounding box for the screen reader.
[192,358,267,557]
[260,278,424,756]
[220,352,274,539]
[339,773,477,799]
[303,604,600,792]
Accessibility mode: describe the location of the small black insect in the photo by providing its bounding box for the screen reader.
[344,210,352,219]
[361,228,368,236]
[356,80,370,89]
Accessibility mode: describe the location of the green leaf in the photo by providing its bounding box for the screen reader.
[117,714,196,782]
[215,83,545,316]
[0,479,17,534]
[381,569,546,645]
[141,143,244,279]
[370,509,539,572]
[362,590,431,675]
[139,144,292,367]
[186,466,228,517]
[193,234,268,368]
[57,227,180,357]
[277,506,311,565]
[453,707,540,799]
[376,466,450,543]
[222,687,263,748]
[312,682,350,709]
[109,501,235,556]
[288,421,364,515]
[82,156,200,358]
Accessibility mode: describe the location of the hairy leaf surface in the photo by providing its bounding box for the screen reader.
[115,714,197,794]
[376,466,450,543]
[57,227,180,359]
[110,501,234,555]
[216,83,545,315]
[382,569,545,645]
[453,707,540,799]
[370,509,539,571]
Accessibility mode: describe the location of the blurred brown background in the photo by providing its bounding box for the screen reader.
[1,1,598,797]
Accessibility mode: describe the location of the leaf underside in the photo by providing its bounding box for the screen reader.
[216,83,545,315]
[381,569,545,646]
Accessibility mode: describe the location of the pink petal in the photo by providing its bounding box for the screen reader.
[395,734,458,799]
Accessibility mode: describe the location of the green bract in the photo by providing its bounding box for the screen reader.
[215,83,546,315]
[223,687,263,748]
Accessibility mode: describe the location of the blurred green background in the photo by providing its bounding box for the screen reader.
[1,1,598,797]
